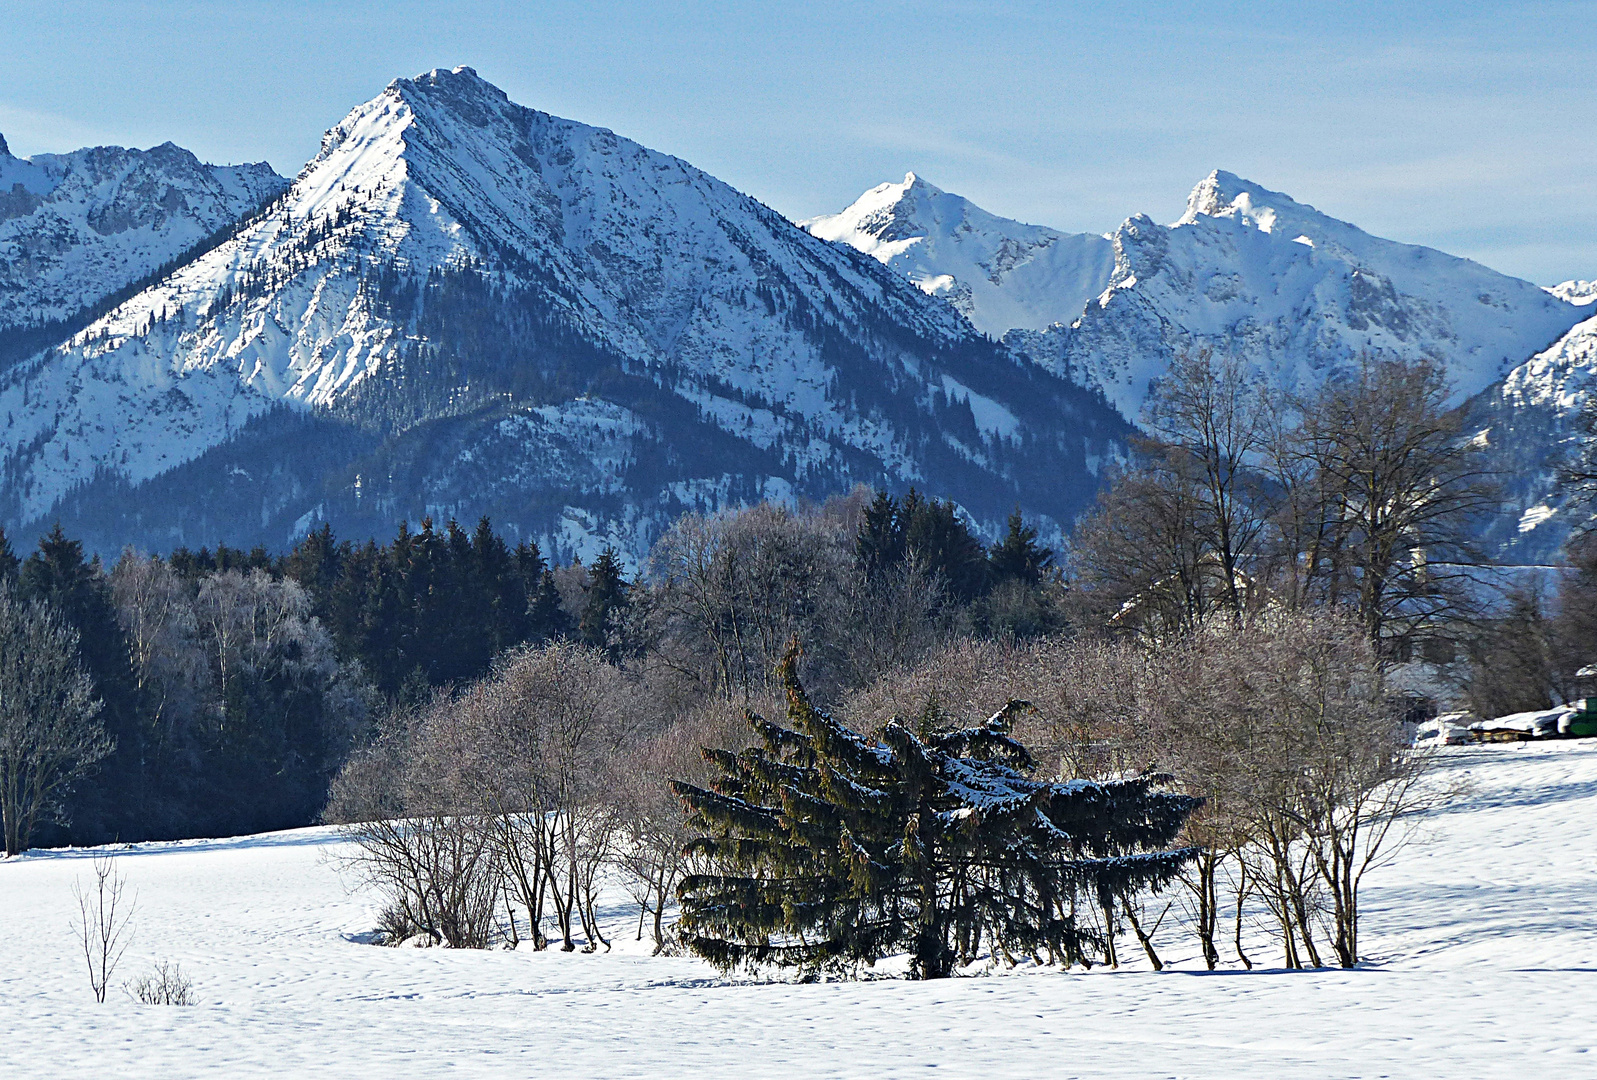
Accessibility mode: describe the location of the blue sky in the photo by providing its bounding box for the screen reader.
[4,0,1594,283]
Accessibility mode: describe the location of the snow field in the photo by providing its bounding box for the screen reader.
[1,740,1593,1078]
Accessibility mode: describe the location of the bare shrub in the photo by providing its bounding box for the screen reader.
[1141,612,1436,968]
[330,642,660,952]
[611,694,758,952]
[326,697,502,949]
[125,961,193,1005]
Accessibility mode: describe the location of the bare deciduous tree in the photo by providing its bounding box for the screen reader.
[110,552,204,761]
[331,642,658,953]
[1282,355,1495,653]
[326,697,503,949]
[1144,348,1271,620]
[650,504,853,701]
[74,853,134,1002]
[846,609,1436,971]
[0,584,110,856]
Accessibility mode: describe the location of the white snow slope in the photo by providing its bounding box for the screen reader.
[0,132,286,332]
[2,740,1592,1079]
[813,170,1587,424]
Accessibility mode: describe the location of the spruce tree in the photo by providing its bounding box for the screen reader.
[856,490,905,578]
[471,517,529,662]
[988,507,1054,586]
[284,522,346,612]
[0,527,18,582]
[855,488,989,602]
[18,525,140,842]
[902,494,988,602]
[530,568,572,641]
[579,548,629,658]
[674,649,1199,979]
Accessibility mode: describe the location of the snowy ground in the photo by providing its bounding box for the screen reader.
[3,741,1594,1079]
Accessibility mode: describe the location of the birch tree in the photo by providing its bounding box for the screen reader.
[0,585,110,855]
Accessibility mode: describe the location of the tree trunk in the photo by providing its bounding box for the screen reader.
[1192,850,1220,970]
[1121,897,1164,971]
[1233,862,1253,970]
[1100,897,1119,969]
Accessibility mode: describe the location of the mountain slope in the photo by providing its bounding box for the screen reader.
[801,173,1116,338]
[0,133,286,354]
[0,68,1127,558]
[814,171,1586,425]
[1469,299,1597,560]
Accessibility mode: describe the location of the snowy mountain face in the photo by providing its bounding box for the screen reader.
[801,173,1116,338]
[0,68,1127,559]
[1547,279,1597,307]
[1468,305,1597,560]
[815,170,1586,426]
[0,133,285,359]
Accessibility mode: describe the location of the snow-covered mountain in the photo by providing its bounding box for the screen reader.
[1547,279,1597,307]
[0,133,285,353]
[1468,303,1597,559]
[801,173,1116,338]
[813,170,1586,425]
[0,68,1126,558]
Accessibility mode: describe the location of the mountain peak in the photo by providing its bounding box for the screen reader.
[0,132,10,158]
[365,66,520,140]
[805,174,1116,336]
[393,65,506,101]
[802,174,925,251]
[1547,279,1597,307]
[0,71,1119,560]
[1178,170,1302,233]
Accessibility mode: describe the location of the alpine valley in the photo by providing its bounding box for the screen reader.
[1,67,1592,562]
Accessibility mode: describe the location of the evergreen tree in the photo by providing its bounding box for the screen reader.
[429,518,480,685]
[988,507,1054,586]
[855,490,906,578]
[0,527,18,582]
[471,517,529,661]
[167,545,216,579]
[855,488,990,603]
[579,548,629,658]
[902,494,988,602]
[530,568,572,641]
[513,539,547,597]
[674,649,1199,979]
[283,522,346,612]
[18,525,141,842]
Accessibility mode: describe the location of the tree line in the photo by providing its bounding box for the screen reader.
[0,487,1062,853]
